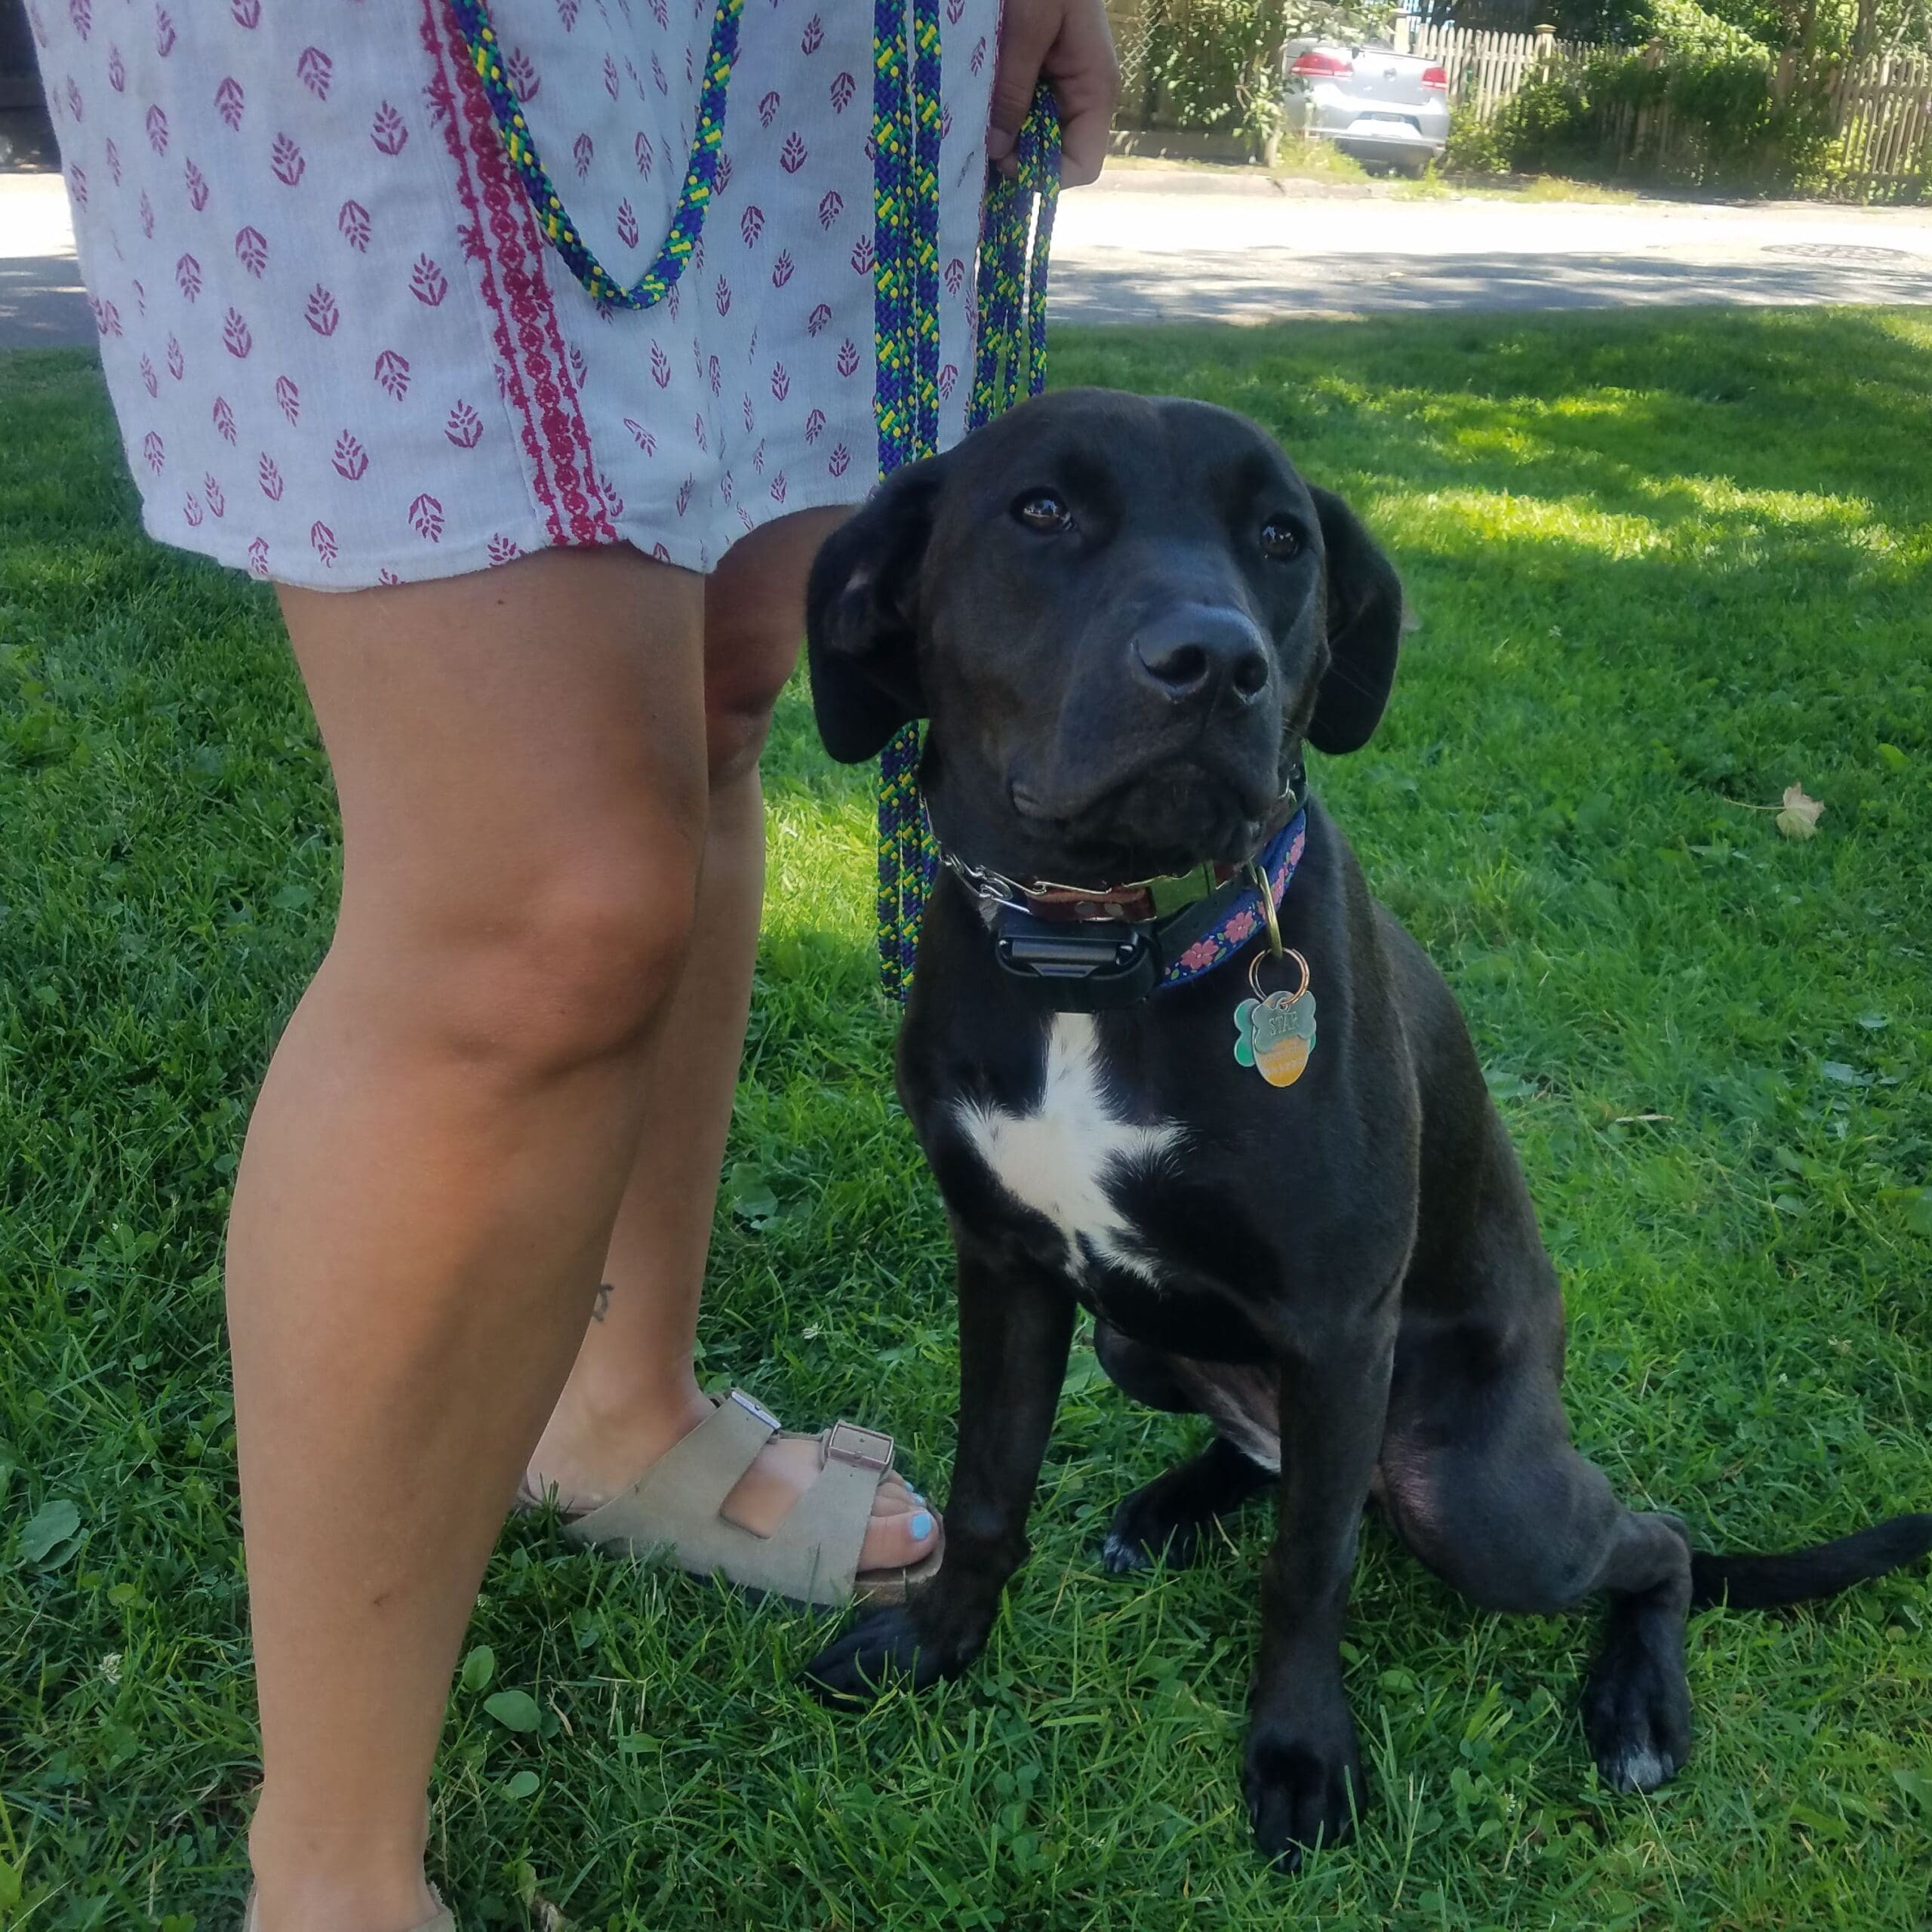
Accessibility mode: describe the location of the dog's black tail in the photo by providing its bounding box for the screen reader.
[1689,1512,1932,1611]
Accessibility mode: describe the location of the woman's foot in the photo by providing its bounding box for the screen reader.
[525,1383,939,1576]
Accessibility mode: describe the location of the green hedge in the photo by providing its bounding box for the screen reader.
[1131,1,1397,146]
[1492,1,1860,196]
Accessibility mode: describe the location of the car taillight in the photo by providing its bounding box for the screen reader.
[1421,64,1448,90]
[1290,50,1354,78]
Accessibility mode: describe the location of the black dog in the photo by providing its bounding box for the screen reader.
[798,388,1932,1866]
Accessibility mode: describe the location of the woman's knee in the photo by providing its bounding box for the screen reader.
[337,824,704,1078]
[703,506,850,790]
[703,618,795,791]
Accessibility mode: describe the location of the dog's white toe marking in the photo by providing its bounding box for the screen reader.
[1602,1744,1670,1793]
[954,1013,1182,1285]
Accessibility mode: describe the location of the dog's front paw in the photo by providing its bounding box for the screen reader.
[801,1601,986,1706]
[1244,1709,1364,1871]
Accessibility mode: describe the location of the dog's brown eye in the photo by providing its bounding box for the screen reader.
[1260,518,1301,560]
[1013,490,1072,534]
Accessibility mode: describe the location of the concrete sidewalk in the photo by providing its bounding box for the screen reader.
[8,165,1932,352]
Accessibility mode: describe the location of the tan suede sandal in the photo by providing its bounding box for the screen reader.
[524,1389,943,1608]
[242,1888,454,1932]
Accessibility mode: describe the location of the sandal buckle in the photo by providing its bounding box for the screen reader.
[728,1388,781,1431]
[824,1421,894,1474]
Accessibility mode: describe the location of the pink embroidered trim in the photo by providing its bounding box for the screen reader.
[421,0,615,548]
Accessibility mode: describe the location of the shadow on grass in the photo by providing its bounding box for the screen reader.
[1051,306,1932,528]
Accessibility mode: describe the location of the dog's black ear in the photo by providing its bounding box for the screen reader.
[806,455,948,763]
[1307,485,1405,755]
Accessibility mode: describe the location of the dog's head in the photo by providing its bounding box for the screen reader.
[807,388,1404,882]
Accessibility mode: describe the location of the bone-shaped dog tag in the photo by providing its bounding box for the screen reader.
[1232,947,1318,1088]
[1233,991,1318,1088]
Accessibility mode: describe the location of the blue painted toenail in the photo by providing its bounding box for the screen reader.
[909,1512,934,1541]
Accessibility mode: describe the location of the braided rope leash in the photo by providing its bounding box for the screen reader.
[874,44,1062,1002]
[448,0,740,311]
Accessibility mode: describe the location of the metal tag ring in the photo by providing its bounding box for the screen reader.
[1247,946,1311,1006]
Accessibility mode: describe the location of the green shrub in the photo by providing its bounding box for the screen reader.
[1485,1,1854,196]
[1135,1,1398,147]
[1137,0,1291,144]
[1443,102,1513,174]
[1494,65,1598,175]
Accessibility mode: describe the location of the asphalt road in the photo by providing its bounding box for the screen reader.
[6,165,1932,351]
[1051,170,1932,323]
[2,173,89,350]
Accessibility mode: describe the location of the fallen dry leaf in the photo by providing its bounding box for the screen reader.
[1776,783,1824,839]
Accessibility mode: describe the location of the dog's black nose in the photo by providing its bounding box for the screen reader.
[1132,609,1272,706]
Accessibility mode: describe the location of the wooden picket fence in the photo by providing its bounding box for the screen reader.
[1390,17,1586,121]
[1595,46,1932,197]
[1809,48,1932,193]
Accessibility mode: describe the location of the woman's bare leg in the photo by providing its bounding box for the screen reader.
[527,506,937,1564]
[234,549,709,1930]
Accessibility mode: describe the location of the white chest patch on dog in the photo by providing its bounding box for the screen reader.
[954,1013,1183,1284]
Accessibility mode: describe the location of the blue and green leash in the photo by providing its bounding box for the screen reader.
[875,2,1062,1001]
[447,0,1060,999]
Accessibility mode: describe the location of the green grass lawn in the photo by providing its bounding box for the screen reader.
[4,308,1931,1930]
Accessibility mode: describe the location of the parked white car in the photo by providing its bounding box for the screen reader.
[1279,37,1451,174]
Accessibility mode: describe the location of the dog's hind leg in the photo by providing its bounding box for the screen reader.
[1103,1434,1275,1574]
[1386,1083,1700,1792]
[1577,1512,1697,1793]
[1381,1341,1695,1794]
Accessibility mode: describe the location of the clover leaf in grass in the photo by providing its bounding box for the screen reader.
[726,1161,781,1227]
[20,1498,82,1566]
[485,1688,543,1734]
[1483,1068,1536,1101]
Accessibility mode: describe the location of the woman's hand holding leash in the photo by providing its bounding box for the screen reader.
[990,0,1121,186]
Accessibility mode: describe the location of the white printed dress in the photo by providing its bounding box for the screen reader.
[31,0,1001,588]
